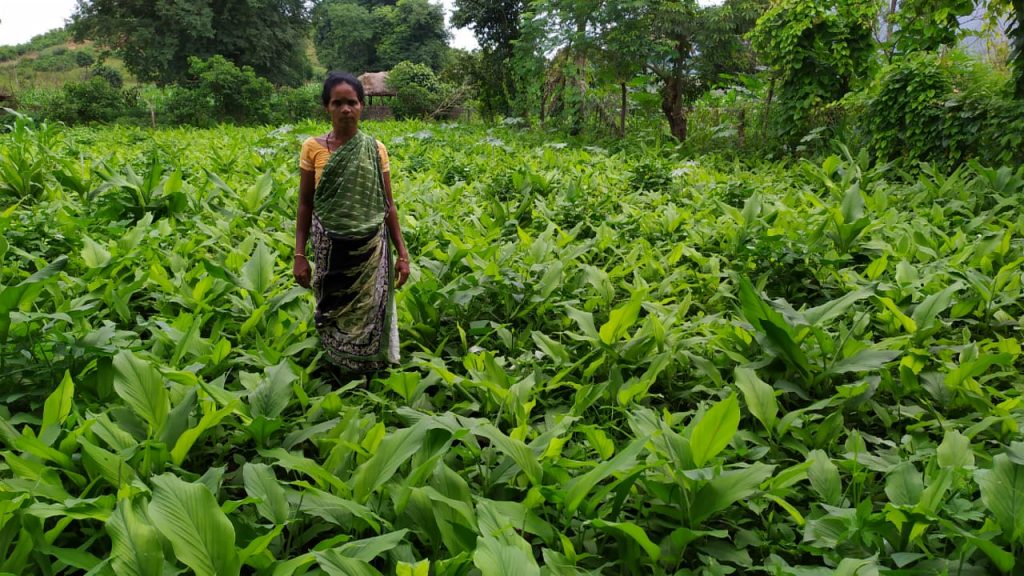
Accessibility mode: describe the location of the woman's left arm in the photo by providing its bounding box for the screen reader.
[383,171,410,288]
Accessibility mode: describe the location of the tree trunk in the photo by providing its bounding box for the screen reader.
[737,107,746,148]
[660,77,687,142]
[885,0,898,43]
[619,82,627,137]
[762,76,775,140]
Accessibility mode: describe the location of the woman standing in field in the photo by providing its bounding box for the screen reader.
[293,71,410,373]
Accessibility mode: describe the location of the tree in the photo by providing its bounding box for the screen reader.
[375,0,450,70]
[452,0,533,117]
[987,0,1024,97]
[313,1,376,72]
[597,0,765,141]
[749,0,878,144]
[887,0,975,55]
[70,0,312,86]
[312,0,449,73]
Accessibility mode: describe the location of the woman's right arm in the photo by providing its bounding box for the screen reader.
[293,168,315,288]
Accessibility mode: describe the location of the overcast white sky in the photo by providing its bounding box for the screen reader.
[0,0,479,49]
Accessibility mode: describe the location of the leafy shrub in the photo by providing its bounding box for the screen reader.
[865,53,952,166]
[158,85,216,128]
[0,29,70,63]
[387,61,443,119]
[54,76,127,123]
[89,64,123,88]
[73,48,96,67]
[184,55,273,124]
[25,47,79,73]
[861,52,1024,168]
[269,83,323,124]
[629,157,673,192]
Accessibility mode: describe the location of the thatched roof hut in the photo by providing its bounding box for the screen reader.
[359,72,395,97]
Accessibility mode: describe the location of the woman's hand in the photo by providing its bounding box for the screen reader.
[294,254,311,288]
[395,256,410,288]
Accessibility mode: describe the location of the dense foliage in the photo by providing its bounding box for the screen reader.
[0,29,71,63]
[313,0,450,73]
[2,114,1024,574]
[69,0,312,86]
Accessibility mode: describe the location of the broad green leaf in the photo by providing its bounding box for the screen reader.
[690,393,740,467]
[589,519,660,562]
[473,536,540,576]
[81,236,111,268]
[531,331,570,365]
[314,551,381,576]
[473,422,543,486]
[78,438,139,488]
[563,437,645,515]
[807,450,842,506]
[885,462,923,507]
[36,544,104,572]
[384,371,421,401]
[945,353,1014,389]
[270,554,316,576]
[396,560,430,576]
[733,367,777,432]
[915,468,954,516]
[242,171,273,212]
[292,486,380,532]
[148,473,240,576]
[42,370,75,431]
[937,430,974,469]
[171,400,237,466]
[112,350,169,435]
[834,556,879,576]
[239,525,283,562]
[738,277,811,375]
[803,289,870,326]
[161,388,197,451]
[975,454,1024,543]
[690,462,775,525]
[565,306,599,342]
[1,255,68,341]
[911,283,962,332]
[874,296,917,333]
[240,241,275,297]
[249,366,294,419]
[352,420,432,502]
[949,524,1016,573]
[336,530,409,561]
[243,463,289,525]
[260,448,350,494]
[106,498,164,576]
[829,349,901,374]
[765,494,805,526]
[599,297,642,345]
[839,184,865,223]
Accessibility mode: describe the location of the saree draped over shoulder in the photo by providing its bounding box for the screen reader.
[310,131,398,372]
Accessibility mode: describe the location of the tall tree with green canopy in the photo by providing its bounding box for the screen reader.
[579,0,764,141]
[313,1,377,73]
[70,0,312,86]
[312,0,449,73]
[988,0,1024,96]
[749,0,878,144]
[452,0,532,117]
[375,0,450,70]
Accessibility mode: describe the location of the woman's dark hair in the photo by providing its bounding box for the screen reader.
[321,71,365,106]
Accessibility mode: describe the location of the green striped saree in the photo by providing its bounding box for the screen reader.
[310,131,398,372]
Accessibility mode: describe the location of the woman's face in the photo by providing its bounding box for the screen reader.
[326,82,363,129]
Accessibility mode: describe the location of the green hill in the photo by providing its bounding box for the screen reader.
[0,28,131,94]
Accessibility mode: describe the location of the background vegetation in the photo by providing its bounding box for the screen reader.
[2,0,1024,574]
